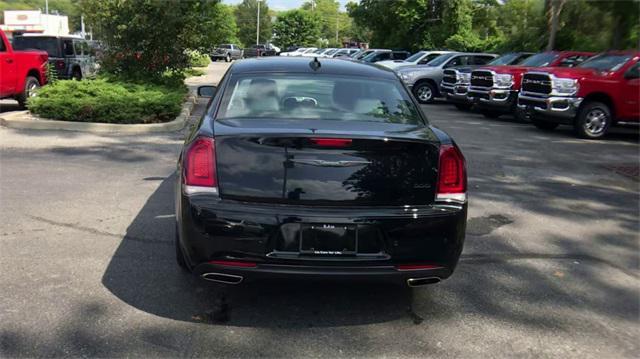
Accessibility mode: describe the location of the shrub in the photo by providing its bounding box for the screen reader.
[27,79,187,124]
[187,49,211,68]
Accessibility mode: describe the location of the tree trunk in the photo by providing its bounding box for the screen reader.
[546,0,566,51]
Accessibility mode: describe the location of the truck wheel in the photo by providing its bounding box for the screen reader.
[72,68,82,81]
[532,118,559,131]
[454,103,472,111]
[574,101,611,139]
[413,82,436,104]
[481,110,501,119]
[225,54,231,62]
[16,76,40,109]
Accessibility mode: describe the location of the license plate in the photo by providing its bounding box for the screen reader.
[300,224,356,255]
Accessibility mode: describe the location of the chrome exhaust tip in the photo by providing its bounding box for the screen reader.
[201,272,243,285]
[407,277,441,287]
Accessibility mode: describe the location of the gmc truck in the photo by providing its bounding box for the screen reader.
[518,51,639,139]
[210,44,243,62]
[0,29,48,109]
[467,51,593,118]
[243,44,278,58]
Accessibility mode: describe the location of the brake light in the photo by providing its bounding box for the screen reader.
[436,144,466,203]
[209,260,257,268]
[396,264,444,271]
[55,60,65,69]
[183,137,217,194]
[310,138,352,147]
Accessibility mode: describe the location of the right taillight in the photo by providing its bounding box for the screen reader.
[436,144,467,203]
[183,137,218,195]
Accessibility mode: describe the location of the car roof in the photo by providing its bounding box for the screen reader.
[230,57,398,80]
[450,52,498,57]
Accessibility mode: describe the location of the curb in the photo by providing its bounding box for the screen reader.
[0,96,196,134]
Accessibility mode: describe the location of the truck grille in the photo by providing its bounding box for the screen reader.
[470,70,493,88]
[522,73,552,95]
[442,70,457,85]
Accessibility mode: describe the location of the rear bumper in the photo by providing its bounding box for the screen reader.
[467,87,516,111]
[517,93,583,119]
[177,188,467,284]
[441,83,471,104]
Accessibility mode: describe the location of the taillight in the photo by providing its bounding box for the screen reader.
[183,137,218,194]
[310,138,352,147]
[55,60,65,69]
[436,144,466,203]
[209,260,257,268]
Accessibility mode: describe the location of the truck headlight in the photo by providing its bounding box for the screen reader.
[552,78,578,95]
[494,74,513,88]
[457,72,471,84]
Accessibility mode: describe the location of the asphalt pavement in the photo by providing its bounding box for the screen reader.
[1,61,638,358]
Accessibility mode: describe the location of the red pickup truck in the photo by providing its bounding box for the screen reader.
[467,51,594,118]
[518,51,639,139]
[0,29,48,109]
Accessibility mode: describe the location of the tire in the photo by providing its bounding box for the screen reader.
[72,68,82,81]
[574,101,611,139]
[532,118,560,131]
[225,54,231,62]
[413,82,436,104]
[481,110,501,119]
[16,76,40,109]
[175,223,190,272]
[454,103,472,111]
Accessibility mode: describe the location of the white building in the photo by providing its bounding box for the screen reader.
[1,10,70,38]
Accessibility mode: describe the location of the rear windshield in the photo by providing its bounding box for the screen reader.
[520,52,559,67]
[13,37,59,57]
[577,54,632,72]
[217,74,423,125]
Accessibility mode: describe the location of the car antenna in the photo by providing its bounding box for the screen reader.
[309,57,321,71]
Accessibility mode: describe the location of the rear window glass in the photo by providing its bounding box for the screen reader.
[217,74,423,125]
[13,37,59,57]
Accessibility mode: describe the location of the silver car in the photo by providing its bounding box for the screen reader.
[397,52,497,103]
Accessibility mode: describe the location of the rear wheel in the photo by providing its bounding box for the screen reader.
[413,82,436,104]
[574,101,611,139]
[72,68,82,81]
[16,76,40,109]
[175,223,190,272]
[532,118,560,131]
[454,103,472,111]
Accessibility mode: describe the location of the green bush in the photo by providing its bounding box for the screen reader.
[187,49,210,68]
[27,79,187,124]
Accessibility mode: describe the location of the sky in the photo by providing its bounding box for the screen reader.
[222,0,352,12]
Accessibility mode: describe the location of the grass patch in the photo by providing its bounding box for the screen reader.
[28,79,187,124]
[184,68,206,77]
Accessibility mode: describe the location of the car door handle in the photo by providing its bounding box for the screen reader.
[5,58,13,63]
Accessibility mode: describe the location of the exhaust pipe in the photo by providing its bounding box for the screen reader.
[201,272,243,285]
[407,277,441,287]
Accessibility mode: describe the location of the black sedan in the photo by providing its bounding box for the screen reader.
[175,57,467,287]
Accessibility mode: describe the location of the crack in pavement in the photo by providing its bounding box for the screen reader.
[461,253,639,279]
[28,215,170,246]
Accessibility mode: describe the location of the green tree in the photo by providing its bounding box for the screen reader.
[80,0,220,81]
[235,0,272,46]
[200,3,240,49]
[273,9,321,48]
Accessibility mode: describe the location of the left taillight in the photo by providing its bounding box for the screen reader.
[436,144,467,203]
[183,137,218,195]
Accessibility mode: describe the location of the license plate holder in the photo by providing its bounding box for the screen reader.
[300,224,357,256]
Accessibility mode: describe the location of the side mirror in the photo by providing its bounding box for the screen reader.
[197,85,217,97]
[624,66,640,80]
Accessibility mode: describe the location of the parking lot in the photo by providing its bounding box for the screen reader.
[1,62,638,357]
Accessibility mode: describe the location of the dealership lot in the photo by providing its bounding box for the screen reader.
[1,62,638,357]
